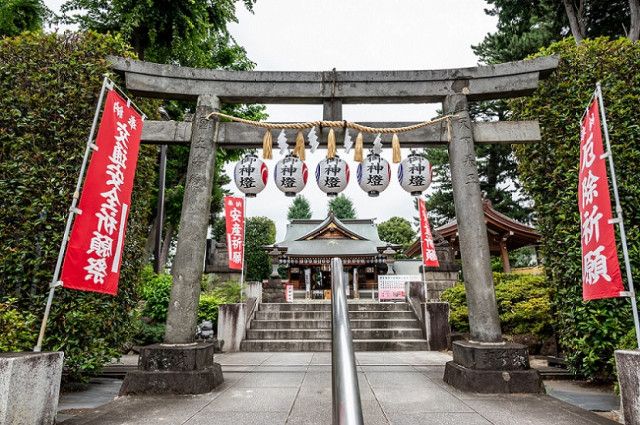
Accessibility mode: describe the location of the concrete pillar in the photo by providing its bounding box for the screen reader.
[165,95,220,343]
[444,94,502,343]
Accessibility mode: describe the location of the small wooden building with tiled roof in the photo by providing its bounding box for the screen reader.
[405,200,541,273]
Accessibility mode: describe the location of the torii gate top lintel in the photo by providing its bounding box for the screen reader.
[108,55,558,104]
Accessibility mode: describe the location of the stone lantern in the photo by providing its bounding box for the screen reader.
[268,245,284,278]
[383,244,397,275]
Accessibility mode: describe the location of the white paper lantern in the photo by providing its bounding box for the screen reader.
[274,154,308,197]
[398,152,432,196]
[234,153,268,197]
[316,156,350,197]
[357,153,391,197]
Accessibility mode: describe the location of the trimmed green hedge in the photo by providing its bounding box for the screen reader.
[442,273,554,346]
[511,37,640,381]
[0,32,157,382]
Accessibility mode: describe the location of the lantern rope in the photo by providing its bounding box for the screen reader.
[206,111,456,136]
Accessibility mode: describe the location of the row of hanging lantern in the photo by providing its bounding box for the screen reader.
[234,148,432,198]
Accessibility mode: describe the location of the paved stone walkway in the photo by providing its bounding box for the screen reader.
[60,352,617,425]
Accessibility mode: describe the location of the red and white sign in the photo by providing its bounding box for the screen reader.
[418,198,440,268]
[60,90,143,295]
[285,284,294,303]
[579,98,624,300]
[378,275,418,301]
[224,196,245,270]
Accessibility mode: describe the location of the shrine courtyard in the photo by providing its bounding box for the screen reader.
[57,351,617,425]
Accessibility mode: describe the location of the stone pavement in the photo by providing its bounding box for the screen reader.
[59,352,618,425]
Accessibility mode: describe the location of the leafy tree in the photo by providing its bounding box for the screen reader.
[244,216,276,281]
[377,217,416,251]
[0,0,48,36]
[60,0,256,65]
[61,0,266,268]
[287,195,312,220]
[474,0,633,66]
[510,37,640,380]
[328,194,356,220]
[0,32,157,381]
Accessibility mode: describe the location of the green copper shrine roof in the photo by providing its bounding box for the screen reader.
[273,213,388,257]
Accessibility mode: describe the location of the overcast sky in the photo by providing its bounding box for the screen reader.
[45,0,498,239]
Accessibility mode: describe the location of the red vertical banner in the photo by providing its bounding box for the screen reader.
[60,90,144,295]
[579,98,624,300]
[418,198,440,268]
[225,196,245,270]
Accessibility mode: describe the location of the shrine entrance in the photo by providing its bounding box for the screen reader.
[112,54,558,394]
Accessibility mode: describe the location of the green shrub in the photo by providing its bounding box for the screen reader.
[197,280,244,323]
[0,298,37,351]
[442,273,554,340]
[510,37,640,380]
[135,270,242,342]
[139,268,173,322]
[198,294,224,323]
[0,32,157,382]
[132,322,166,346]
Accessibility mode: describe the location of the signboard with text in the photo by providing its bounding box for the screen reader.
[378,275,420,301]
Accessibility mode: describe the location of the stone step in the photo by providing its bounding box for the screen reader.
[250,318,421,330]
[254,310,416,320]
[259,302,411,312]
[240,339,429,352]
[245,328,424,340]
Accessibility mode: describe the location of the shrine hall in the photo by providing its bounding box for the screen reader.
[265,212,398,297]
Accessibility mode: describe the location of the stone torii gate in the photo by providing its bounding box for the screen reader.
[112,55,558,395]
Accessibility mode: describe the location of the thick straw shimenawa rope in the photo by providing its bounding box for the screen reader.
[206,111,456,136]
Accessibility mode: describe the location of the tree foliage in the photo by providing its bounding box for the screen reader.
[473,0,631,65]
[426,0,637,228]
[60,0,266,269]
[0,32,157,381]
[245,216,276,281]
[287,195,312,220]
[377,217,416,250]
[60,0,256,65]
[510,37,640,380]
[327,194,356,220]
[0,0,48,37]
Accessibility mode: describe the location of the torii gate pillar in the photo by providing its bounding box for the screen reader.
[120,95,224,395]
[443,94,542,393]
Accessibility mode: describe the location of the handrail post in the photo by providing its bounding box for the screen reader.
[331,258,364,425]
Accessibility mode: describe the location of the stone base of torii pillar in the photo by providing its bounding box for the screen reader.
[119,343,223,395]
[443,341,543,393]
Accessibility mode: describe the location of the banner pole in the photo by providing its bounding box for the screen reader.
[34,76,111,352]
[596,82,640,349]
[239,196,247,301]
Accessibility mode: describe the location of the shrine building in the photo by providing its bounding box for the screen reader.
[405,200,541,273]
[265,212,397,296]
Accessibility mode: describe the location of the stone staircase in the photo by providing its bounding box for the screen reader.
[240,301,428,351]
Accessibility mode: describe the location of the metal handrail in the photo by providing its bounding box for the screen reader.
[331,258,364,425]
